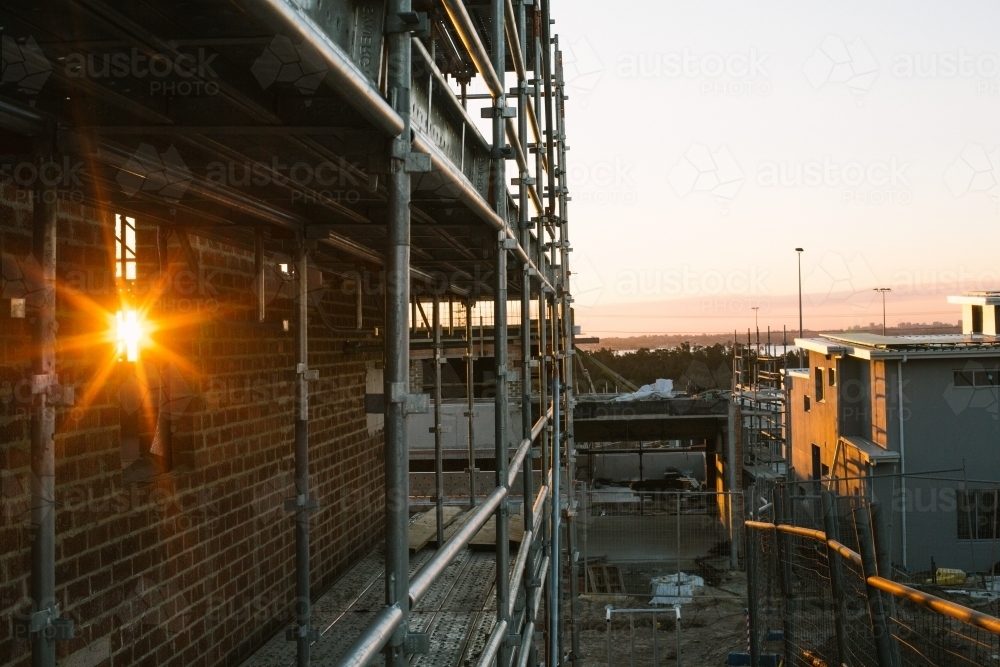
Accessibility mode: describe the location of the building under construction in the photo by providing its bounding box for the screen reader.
[0,1,580,666]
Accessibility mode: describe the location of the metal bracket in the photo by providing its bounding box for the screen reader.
[285,626,319,642]
[480,106,517,119]
[403,632,430,654]
[503,632,522,646]
[12,607,74,641]
[283,494,320,513]
[385,12,430,38]
[405,393,430,415]
[296,363,320,381]
[7,298,25,318]
[500,238,519,250]
[511,176,536,186]
[509,85,536,96]
[530,447,541,459]
[30,373,53,395]
[405,152,432,173]
[493,145,515,160]
[31,374,75,405]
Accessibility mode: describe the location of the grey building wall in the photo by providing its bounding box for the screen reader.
[884,356,1000,573]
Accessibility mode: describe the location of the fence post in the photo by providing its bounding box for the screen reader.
[774,484,796,667]
[730,493,740,571]
[652,609,658,667]
[869,502,901,666]
[629,612,635,667]
[606,606,611,667]
[676,492,682,588]
[821,491,850,667]
[852,506,896,667]
[745,521,762,667]
[674,604,683,667]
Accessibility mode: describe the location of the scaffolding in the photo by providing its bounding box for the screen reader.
[0,1,578,666]
[733,329,790,482]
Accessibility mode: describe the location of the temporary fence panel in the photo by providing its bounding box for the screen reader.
[605,606,682,667]
[580,490,744,597]
[744,484,1000,667]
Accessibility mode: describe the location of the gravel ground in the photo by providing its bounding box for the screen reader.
[573,574,749,667]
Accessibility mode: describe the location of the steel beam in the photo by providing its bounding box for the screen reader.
[249,0,404,136]
[441,0,504,97]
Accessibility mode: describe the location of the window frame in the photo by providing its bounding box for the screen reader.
[953,368,1000,388]
[958,489,1000,541]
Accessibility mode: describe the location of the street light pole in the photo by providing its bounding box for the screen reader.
[795,248,804,367]
[874,288,891,335]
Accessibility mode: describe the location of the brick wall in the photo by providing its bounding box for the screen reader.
[0,184,386,667]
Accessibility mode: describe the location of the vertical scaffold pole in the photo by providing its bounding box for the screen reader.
[30,148,59,667]
[554,44,581,662]
[384,0,412,662]
[491,0,511,663]
[433,295,444,548]
[466,300,477,508]
[517,2,538,657]
[550,375,562,667]
[291,236,317,667]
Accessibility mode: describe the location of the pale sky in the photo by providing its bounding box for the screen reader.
[544,0,1000,337]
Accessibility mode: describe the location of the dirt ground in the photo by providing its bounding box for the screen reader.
[573,573,749,666]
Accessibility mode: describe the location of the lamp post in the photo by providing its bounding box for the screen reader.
[795,248,804,367]
[874,288,891,335]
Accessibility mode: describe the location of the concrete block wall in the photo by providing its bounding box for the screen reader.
[0,184,385,667]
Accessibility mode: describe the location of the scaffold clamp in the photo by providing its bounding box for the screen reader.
[12,606,74,641]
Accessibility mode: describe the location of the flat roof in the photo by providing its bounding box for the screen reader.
[948,293,1000,306]
[841,435,900,465]
[796,333,1000,360]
